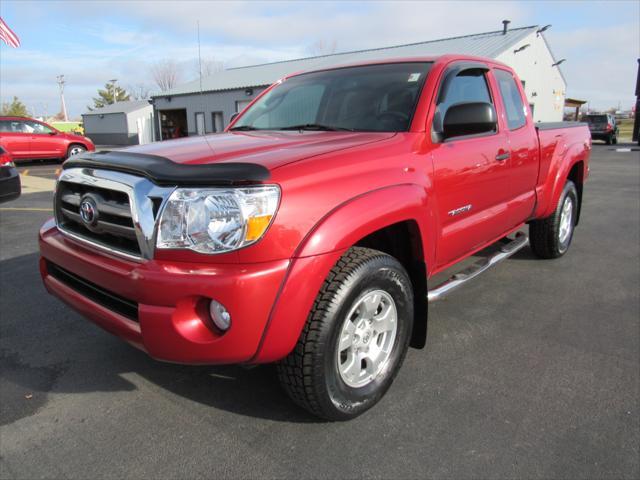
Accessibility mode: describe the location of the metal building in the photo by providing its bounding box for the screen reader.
[82,100,154,146]
[151,24,567,138]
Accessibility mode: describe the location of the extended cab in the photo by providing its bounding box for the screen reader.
[0,116,95,162]
[39,56,591,420]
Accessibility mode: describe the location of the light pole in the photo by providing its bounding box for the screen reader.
[110,79,118,104]
[56,75,68,121]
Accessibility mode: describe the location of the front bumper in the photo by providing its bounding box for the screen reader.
[39,219,289,364]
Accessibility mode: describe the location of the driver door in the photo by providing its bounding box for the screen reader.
[431,66,513,269]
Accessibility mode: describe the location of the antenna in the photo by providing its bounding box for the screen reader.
[56,75,68,121]
[552,59,566,67]
[197,20,203,95]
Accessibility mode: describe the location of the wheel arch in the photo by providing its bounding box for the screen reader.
[252,184,434,363]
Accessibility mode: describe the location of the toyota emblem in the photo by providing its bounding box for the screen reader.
[79,197,98,226]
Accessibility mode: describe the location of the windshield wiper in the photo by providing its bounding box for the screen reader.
[278,123,354,132]
[229,125,259,131]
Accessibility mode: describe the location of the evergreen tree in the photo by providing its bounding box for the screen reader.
[90,81,130,109]
[1,96,28,116]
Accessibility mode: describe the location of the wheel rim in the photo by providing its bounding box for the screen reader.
[336,290,398,388]
[69,147,85,156]
[558,196,573,244]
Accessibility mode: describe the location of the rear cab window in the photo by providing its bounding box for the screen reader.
[494,69,527,130]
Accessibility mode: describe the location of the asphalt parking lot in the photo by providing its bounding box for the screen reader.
[1,144,638,479]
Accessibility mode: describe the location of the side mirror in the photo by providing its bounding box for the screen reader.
[229,112,240,124]
[48,130,57,135]
[442,102,497,140]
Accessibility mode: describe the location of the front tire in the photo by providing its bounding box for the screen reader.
[529,180,579,259]
[277,247,413,421]
[67,144,86,159]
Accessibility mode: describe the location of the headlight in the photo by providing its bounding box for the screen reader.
[157,185,280,254]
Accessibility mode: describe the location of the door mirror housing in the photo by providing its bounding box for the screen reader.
[442,102,497,140]
[48,130,57,135]
[229,112,240,124]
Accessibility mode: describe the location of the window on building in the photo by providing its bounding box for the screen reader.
[195,112,205,135]
[495,69,527,130]
[236,100,252,113]
[211,112,224,132]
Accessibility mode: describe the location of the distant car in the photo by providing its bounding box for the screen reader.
[0,145,20,203]
[583,113,618,145]
[0,116,95,162]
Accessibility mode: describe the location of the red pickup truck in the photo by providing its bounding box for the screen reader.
[39,55,591,420]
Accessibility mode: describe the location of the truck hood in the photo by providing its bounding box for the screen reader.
[124,131,396,170]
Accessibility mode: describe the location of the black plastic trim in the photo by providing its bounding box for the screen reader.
[63,150,271,186]
[46,261,139,321]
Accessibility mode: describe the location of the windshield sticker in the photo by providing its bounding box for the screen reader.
[408,73,421,82]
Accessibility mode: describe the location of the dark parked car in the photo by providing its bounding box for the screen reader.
[0,146,21,203]
[583,113,618,144]
[0,116,95,162]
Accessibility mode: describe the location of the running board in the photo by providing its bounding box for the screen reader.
[427,232,529,303]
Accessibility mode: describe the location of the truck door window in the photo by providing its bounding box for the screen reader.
[438,70,492,115]
[494,69,527,130]
[433,68,494,139]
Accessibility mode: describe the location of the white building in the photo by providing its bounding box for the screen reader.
[151,24,566,137]
[82,100,154,146]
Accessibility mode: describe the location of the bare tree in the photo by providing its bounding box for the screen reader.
[151,59,181,92]
[306,39,338,56]
[128,83,151,100]
[195,57,224,78]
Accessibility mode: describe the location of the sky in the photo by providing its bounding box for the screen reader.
[1,0,638,119]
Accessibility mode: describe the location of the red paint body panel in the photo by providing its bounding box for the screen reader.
[38,55,591,364]
[0,116,95,161]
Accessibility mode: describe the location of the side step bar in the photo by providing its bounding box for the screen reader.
[427,232,529,303]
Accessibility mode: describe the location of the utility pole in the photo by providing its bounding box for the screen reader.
[56,75,68,121]
[110,79,118,104]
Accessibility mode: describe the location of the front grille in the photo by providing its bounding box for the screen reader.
[46,261,139,321]
[55,180,141,257]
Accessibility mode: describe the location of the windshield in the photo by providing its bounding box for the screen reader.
[232,62,432,132]
[585,115,607,123]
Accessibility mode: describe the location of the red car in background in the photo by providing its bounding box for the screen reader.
[0,116,95,162]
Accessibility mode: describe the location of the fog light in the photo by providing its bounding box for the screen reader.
[209,299,231,332]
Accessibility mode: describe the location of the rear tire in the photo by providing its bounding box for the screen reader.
[529,180,578,259]
[605,134,612,145]
[612,134,618,145]
[66,144,86,159]
[277,247,413,421]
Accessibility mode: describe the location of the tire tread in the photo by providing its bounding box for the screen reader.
[277,247,393,418]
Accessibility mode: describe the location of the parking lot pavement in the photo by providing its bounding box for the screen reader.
[1,144,638,479]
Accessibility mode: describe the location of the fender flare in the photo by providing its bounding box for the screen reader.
[536,143,587,220]
[252,184,434,363]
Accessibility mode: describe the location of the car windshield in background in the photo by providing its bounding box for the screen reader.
[232,62,432,132]
[585,115,607,123]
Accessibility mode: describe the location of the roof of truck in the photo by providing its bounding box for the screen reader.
[152,25,539,97]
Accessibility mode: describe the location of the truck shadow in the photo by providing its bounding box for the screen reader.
[0,252,320,424]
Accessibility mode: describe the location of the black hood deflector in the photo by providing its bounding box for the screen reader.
[63,151,271,186]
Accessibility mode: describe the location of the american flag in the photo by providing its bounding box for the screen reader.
[0,17,20,48]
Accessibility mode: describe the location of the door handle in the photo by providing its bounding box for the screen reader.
[495,151,510,161]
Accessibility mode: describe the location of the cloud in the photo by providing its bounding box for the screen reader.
[1,0,636,116]
[547,21,639,108]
